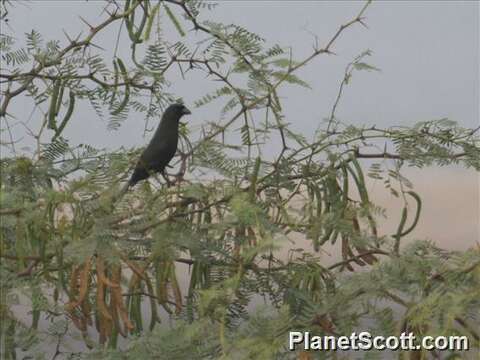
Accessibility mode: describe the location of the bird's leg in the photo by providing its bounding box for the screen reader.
[161,171,173,187]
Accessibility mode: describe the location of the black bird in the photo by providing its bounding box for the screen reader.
[128,103,191,187]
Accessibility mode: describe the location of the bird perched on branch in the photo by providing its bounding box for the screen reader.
[128,103,191,187]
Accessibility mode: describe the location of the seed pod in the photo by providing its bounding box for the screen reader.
[397,191,422,237]
[48,79,61,130]
[394,206,408,255]
[53,89,75,141]
[111,58,130,116]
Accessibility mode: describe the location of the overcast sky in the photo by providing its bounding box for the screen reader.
[2,1,479,251]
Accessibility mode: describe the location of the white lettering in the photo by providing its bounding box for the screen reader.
[289,331,303,350]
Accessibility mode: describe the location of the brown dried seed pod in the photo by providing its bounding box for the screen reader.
[96,257,120,288]
[111,265,134,332]
[66,257,92,311]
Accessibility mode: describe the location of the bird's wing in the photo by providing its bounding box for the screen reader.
[141,140,178,172]
[141,142,170,167]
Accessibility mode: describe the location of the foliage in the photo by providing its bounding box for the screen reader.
[1,1,479,359]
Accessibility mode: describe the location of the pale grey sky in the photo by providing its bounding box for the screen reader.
[2,1,479,250]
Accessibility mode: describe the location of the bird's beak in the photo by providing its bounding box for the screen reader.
[182,107,192,115]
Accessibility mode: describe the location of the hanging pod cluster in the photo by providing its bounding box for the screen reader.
[64,257,131,346]
[61,253,183,346]
[153,259,183,316]
[305,156,381,270]
[125,0,186,41]
[305,154,422,267]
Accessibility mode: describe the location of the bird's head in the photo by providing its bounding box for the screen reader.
[166,103,191,121]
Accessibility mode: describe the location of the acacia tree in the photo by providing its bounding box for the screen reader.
[1,1,479,359]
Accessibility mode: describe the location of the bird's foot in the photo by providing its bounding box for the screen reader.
[161,172,173,187]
